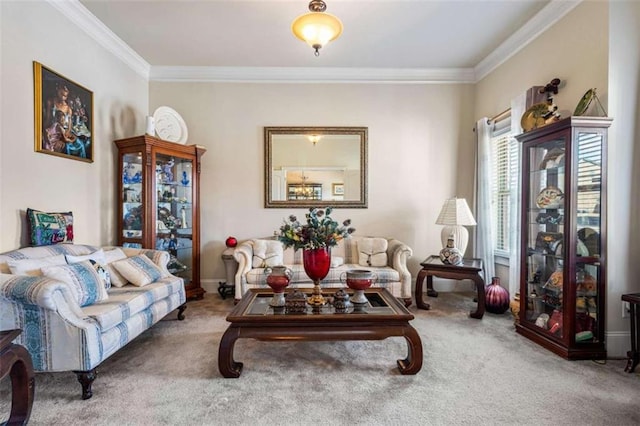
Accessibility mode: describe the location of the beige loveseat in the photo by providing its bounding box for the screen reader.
[233,236,413,306]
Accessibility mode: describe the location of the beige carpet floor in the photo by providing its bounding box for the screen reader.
[2,291,639,425]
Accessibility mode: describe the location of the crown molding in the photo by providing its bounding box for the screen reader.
[46,0,150,79]
[149,66,476,84]
[49,0,580,84]
[474,0,582,81]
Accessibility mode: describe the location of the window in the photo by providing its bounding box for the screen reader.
[490,117,518,257]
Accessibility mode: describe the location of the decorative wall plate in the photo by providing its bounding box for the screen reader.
[574,89,595,116]
[536,186,564,209]
[521,103,550,132]
[153,106,188,144]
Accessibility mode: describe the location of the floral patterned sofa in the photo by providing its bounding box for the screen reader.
[233,236,413,306]
[0,244,186,399]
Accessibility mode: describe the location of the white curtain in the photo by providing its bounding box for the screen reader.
[475,118,495,283]
[508,94,526,299]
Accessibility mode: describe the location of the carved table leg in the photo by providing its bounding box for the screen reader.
[426,274,439,298]
[397,325,423,375]
[218,327,243,378]
[2,344,35,425]
[415,270,431,310]
[177,303,187,320]
[74,369,97,400]
[625,302,639,373]
[469,275,486,319]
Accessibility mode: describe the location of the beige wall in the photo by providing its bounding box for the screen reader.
[608,0,640,348]
[0,1,148,251]
[476,1,608,122]
[149,82,476,283]
[476,1,640,356]
[476,1,609,286]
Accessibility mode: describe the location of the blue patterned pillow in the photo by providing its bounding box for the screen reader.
[111,254,167,287]
[41,260,109,306]
[27,208,74,247]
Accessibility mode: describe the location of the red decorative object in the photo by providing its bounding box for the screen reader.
[225,236,237,248]
[346,275,374,290]
[342,269,377,304]
[266,265,292,308]
[486,276,510,314]
[548,309,563,335]
[266,266,291,293]
[303,247,331,281]
[303,247,331,307]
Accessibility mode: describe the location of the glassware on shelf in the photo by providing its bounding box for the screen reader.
[115,135,206,299]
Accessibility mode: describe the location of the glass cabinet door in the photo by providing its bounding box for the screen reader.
[523,137,566,338]
[574,130,603,344]
[516,117,610,359]
[155,154,194,287]
[121,151,144,247]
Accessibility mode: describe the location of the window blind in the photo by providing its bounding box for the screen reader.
[490,112,517,255]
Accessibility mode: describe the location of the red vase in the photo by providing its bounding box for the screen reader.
[303,247,331,308]
[486,276,510,314]
[303,247,331,282]
[266,266,291,293]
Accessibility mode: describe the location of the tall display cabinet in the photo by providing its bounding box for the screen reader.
[114,135,207,299]
[515,116,612,359]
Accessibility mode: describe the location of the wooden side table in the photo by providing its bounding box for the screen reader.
[218,247,237,299]
[0,329,35,424]
[621,293,640,373]
[415,255,485,319]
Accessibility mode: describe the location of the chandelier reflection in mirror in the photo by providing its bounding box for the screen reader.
[294,174,313,197]
[291,0,343,56]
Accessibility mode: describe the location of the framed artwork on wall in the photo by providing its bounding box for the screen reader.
[33,61,93,162]
[332,183,344,196]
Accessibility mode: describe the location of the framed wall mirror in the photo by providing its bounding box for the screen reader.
[265,126,368,208]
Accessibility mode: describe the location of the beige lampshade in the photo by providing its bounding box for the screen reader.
[435,198,476,255]
[435,198,477,226]
[291,12,343,54]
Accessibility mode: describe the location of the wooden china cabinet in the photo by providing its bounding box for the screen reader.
[515,116,612,359]
[114,135,206,299]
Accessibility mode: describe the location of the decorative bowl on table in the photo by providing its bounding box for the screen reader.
[341,269,377,304]
[265,266,292,307]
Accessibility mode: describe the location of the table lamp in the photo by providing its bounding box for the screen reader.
[435,198,477,257]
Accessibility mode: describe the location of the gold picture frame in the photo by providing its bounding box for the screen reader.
[33,61,93,162]
[332,183,344,196]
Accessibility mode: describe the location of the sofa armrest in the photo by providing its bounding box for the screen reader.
[233,241,255,299]
[386,239,413,299]
[0,274,105,372]
[0,273,85,322]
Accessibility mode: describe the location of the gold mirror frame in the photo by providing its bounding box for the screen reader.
[264,126,368,208]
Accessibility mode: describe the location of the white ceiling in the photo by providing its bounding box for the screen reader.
[71,0,580,82]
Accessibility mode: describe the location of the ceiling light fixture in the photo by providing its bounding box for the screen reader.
[291,0,343,56]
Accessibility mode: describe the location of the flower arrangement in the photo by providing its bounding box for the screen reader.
[277,207,355,251]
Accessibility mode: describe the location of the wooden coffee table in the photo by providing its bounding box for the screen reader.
[218,288,423,377]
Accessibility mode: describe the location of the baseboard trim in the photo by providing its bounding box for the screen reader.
[605,331,631,359]
[201,278,227,295]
